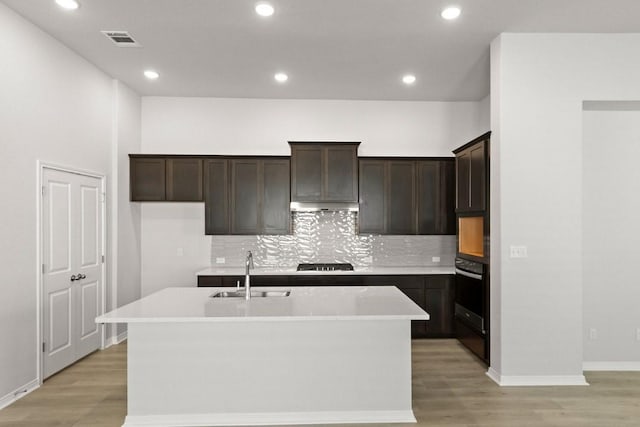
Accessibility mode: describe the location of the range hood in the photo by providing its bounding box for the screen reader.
[290,201,359,212]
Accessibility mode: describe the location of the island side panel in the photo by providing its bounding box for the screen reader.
[126,320,415,425]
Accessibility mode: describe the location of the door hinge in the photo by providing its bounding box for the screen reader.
[101,192,106,203]
[42,342,46,353]
[42,264,45,274]
[101,255,105,263]
[41,186,46,197]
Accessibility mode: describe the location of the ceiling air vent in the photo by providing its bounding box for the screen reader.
[101,31,141,47]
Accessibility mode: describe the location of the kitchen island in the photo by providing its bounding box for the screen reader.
[96,286,428,427]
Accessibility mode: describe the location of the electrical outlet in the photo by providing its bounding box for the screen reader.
[636,328,640,341]
[216,257,225,264]
[509,245,528,258]
[589,328,597,340]
[431,256,441,263]
[176,248,184,257]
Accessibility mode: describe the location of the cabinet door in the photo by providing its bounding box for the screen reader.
[469,141,486,211]
[291,145,322,201]
[230,160,260,234]
[402,286,427,337]
[387,161,416,234]
[358,160,386,234]
[424,275,454,337]
[204,159,229,235]
[326,145,358,202]
[417,160,455,235]
[439,160,456,234]
[417,161,438,234]
[456,150,470,211]
[166,158,203,201]
[130,158,165,201]
[262,159,291,234]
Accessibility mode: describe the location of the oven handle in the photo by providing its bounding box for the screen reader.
[455,268,483,280]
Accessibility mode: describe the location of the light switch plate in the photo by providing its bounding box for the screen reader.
[431,256,441,263]
[176,248,184,257]
[509,245,528,258]
[216,257,225,264]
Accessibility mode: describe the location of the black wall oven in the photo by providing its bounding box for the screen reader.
[454,257,488,362]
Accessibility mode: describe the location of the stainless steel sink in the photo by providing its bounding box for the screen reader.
[210,290,291,298]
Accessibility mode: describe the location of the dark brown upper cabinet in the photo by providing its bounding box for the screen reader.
[289,142,359,203]
[204,159,229,234]
[387,161,416,234]
[358,161,386,233]
[130,156,203,202]
[229,158,290,235]
[130,157,165,201]
[262,159,291,234]
[166,158,203,201]
[453,132,490,213]
[417,160,456,235]
[359,158,454,235]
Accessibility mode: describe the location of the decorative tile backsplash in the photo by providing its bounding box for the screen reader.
[210,211,455,268]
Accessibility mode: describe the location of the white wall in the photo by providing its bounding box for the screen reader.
[582,108,640,367]
[0,3,141,404]
[140,97,487,294]
[478,94,490,135]
[142,97,486,156]
[113,82,142,338]
[489,34,640,384]
[0,3,112,401]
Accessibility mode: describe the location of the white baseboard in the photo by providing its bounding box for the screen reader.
[115,330,128,344]
[486,367,589,386]
[103,330,128,349]
[583,361,640,371]
[0,378,39,410]
[122,410,416,426]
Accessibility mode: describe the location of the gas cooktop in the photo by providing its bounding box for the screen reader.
[296,263,354,272]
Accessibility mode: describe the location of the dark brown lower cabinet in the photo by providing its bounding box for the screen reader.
[197,274,454,338]
[423,276,454,337]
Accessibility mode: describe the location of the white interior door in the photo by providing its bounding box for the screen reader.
[42,168,103,378]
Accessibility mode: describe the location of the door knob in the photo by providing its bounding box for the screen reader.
[70,275,78,282]
[78,274,86,280]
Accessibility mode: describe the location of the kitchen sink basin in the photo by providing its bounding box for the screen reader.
[210,290,291,298]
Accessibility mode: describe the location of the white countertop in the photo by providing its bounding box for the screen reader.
[96,286,429,323]
[196,265,454,276]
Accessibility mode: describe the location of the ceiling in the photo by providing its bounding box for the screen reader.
[3,0,640,101]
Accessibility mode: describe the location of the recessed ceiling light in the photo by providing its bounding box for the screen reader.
[144,70,160,80]
[402,74,417,85]
[255,2,275,17]
[441,6,461,20]
[55,0,79,10]
[274,72,288,83]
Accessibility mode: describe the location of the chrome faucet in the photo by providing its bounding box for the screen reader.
[244,250,254,300]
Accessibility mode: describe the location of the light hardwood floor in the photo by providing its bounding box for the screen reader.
[1,339,639,427]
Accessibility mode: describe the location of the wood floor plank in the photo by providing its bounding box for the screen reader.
[1,339,639,426]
